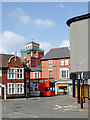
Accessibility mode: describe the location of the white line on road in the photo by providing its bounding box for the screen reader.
[14,112,39,118]
[55,105,62,108]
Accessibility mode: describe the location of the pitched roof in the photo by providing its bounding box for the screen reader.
[30,65,41,72]
[0,54,14,68]
[41,47,70,61]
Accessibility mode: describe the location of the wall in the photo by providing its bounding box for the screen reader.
[41,58,70,80]
[70,19,88,73]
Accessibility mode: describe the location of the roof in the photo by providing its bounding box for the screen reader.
[0,54,14,68]
[41,47,70,61]
[30,65,41,72]
[25,41,40,45]
[66,13,90,27]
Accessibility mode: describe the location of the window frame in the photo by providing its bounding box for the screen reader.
[8,68,24,79]
[8,83,24,94]
[65,59,69,66]
[0,70,2,77]
[60,60,64,66]
[33,72,40,78]
[49,70,52,78]
[49,60,52,67]
[60,68,69,79]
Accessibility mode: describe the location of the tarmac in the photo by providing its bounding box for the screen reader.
[0,95,89,113]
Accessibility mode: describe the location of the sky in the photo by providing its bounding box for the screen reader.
[1,2,88,56]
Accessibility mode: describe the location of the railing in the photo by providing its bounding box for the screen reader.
[20,47,44,53]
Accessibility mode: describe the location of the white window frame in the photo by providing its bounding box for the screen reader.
[8,68,15,79]
[8,83,24,94]
[65,59,69,66]
[8,68,24,79]
[33,72,40,78]
[0,70,2,77]
[17,83,24,94]
[60,68,69,79]
[60,60,64,66]
[8,83,15,94]
[49,60,52,67]
[16,68,24,79]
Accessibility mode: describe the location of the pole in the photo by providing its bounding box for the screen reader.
[81,79,83,108]
[73,79,75,97]
[77,79,80,103]
[83,80,85,103]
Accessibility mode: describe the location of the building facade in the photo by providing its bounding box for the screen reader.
[41,47,72,94]
[0,54,30,99]
[66,13,90,102]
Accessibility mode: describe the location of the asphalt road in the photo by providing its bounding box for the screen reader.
[1,95,89,119]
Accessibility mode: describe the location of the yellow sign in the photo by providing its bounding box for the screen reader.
[57,84,68,87]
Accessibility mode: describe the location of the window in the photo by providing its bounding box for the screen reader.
[49,70,52,77]
[0,70,2,77]
[8,68,23,79]
[8,68,15,79]
[8,83,24,94]
[33,72,40,78]
[16,69,23,79]
[60,60,64,66]
[8,83,15,94]
[65,59,69,66]
[60,68,69,79]
[17,83,24,94]
[49,60,52,67]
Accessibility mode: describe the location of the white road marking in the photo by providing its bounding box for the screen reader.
[55,105,62,108]
[14,112,38,118]
[54,105,78,110]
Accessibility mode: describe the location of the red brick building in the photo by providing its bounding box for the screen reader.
[0,54,30,99]
[20,41,44,79]
[41,47,72,94]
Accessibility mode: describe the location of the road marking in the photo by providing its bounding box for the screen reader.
[14,112,38,118]
[55,105,62,108]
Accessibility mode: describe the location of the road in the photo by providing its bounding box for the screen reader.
[1,95,88,119]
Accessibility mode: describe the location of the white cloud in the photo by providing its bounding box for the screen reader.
[60,40,70,47]
[34,19,55,27]
[9,7,30,24]
[40,42,52,53]
[19,15,30,24]
[0,31,26,56]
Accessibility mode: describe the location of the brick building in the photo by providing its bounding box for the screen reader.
[41,47,72,94]
[20,41,44,79]
[0,54,30,99]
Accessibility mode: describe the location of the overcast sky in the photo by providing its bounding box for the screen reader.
[1,2,88,56]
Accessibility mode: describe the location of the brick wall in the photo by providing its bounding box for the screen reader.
[41,58,70,80]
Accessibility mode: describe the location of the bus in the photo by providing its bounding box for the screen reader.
[30,78,55,97]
